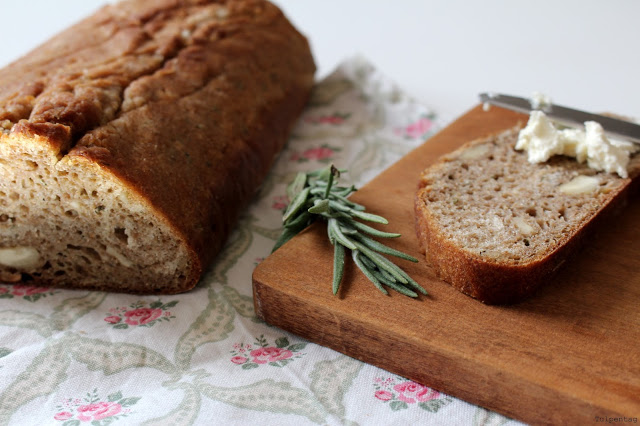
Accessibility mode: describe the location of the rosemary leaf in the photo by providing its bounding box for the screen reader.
[351,240,408,284]
[347,219,401,238]
[379,278,418,298]
[349,209,389,224]
[360,253,419,297]
[308,199,330,214]
[352,233,418,262]
[284,211,311,229]
[327,220,335,245]
[352,251,388,295]
[377,265,399,283]
[333,243,345,294]
[287,172,307,200]
[338,225,358,235]
[358,253,379,271]
[324,166,335,198]
[328,218,357,250]
[328,200,351,213]
[283,186,311,223]
[330,193,365,210]
[394,268,428,295]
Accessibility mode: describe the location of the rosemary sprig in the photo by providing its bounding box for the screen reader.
[272,164,427,298]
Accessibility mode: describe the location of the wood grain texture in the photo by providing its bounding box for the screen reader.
[252,105,640,425]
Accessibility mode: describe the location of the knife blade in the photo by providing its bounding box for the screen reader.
[479,93,640,144]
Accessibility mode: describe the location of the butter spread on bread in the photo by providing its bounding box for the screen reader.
[0,0,315,293]
[415,127,639,304]
[516,110,638,178]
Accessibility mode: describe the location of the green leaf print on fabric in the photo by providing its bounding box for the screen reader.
[197,379,327,424]
[0,310,53,337]
[141,383,201,426]
[50,292,107,331]
[309,355,363,419]
[0,292,105,339]
[0,339,70,424]
[66,334,177,376]
[221,286,255,319]
[174,288,235,371]
[275,337,289,348]
[473,407,511,426]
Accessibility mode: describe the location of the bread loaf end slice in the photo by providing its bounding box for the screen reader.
[415,127,640,304]
[0,121,197,293]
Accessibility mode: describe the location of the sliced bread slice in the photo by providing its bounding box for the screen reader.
[414,127,640,304]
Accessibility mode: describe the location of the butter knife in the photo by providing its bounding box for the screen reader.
[479,93,640,144]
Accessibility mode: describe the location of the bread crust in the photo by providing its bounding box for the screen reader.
[415,129,639,304]
[0,0,315,293]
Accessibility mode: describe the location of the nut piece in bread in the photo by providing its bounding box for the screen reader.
[414,127,639,304]
[0,0,315,293]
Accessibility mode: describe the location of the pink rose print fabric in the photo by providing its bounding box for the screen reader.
[0,284,57,302]
[104,300,178,329]
[394,381,439,403]
[289,144,342,163]
[229,335,306,369]
[395,114,436,140]
[271,195,290,211]
[373,376,451,412]
[304,112,351,125]
[54,389,139,425]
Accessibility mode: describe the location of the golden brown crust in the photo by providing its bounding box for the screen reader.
[0,0,315,293]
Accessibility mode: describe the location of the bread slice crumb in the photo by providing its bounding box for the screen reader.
[415,127,639,304]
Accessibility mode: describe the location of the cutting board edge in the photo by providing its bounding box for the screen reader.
[252,274,628,424]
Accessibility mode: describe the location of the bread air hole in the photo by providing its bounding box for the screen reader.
[67,244,102,262]
[114,227,128,245]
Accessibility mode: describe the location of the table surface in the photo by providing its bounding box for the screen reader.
[2,0,640,124]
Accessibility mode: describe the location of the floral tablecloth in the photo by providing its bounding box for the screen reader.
[0,57,523,426]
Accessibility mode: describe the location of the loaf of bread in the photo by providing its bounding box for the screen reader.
[0,0,315,293]
[414,127,640,304]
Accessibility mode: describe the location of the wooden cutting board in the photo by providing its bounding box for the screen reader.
[252,105,640,424]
